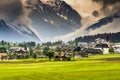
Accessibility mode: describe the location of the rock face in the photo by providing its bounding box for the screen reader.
[0,20,40,42]
[86,12,120,31]
[30,0,81,37]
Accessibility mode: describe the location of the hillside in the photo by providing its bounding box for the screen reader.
[0,20,40,42]
[75,32,120,43]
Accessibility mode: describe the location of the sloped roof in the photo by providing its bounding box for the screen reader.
[95,44,109,48]
[54,52,65,56]
[115,48,120,52]
[14,49,26,54]
[0,53,7,57]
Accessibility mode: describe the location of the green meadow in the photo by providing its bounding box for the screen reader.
[0,54,120,80]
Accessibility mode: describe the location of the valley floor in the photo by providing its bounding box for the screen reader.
[0,54,120,80]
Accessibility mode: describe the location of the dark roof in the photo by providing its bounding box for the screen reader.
[14,49,26,54]
[95,44,109,48]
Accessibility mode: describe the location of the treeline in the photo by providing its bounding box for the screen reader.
[0,40,39,48]
[75,32,120,43]
[42,40,63,46]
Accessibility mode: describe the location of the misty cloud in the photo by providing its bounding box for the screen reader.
[89,0,120,32]
[93,0,120,5]
[93,0,120,15]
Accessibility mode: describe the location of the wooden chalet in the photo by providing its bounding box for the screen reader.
[0,53,8,60]
[54,51,71,61]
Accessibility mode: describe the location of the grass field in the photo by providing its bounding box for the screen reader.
[0,54,120,80]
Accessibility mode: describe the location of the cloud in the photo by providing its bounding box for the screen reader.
[45,24,90,42]
[63,0,107,33]
[0,0,23,21]
[92,0,120,15]
[89,19,120,35]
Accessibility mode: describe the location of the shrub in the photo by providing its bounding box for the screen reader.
[109,47,114,54]
[33,53,37,59]
[46,49,54,61]
[25,53,31,59]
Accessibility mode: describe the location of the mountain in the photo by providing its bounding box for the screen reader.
[0,20,40,43]
[86,12,120,31]
[30,0,81,37]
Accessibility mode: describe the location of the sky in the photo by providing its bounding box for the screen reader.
[0,0,120,42]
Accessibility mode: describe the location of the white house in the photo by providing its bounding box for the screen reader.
[94,43,109,54]
[115,48,120,53]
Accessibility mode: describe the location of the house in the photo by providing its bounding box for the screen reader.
[14,49,27,59]
[54,51,71,61]
[78,42,88,48]
[0,53,8,60]
[94,43,109,54]
[10,47,29,54]
[10,47,20,53]
[9,47,29,59]
[115,48,120,53]
[54,52,63,61]
[37,55,46,59]
[114,44,120,49]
